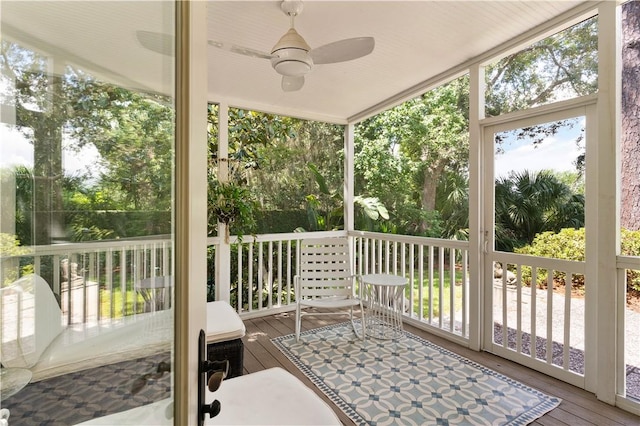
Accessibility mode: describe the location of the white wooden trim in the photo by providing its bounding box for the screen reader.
[479,94,597,129]
[468,63,484,352]
[216,102,231,302]
[344,123,355,232]
[175,0,209,423]
[584,102,599,393]
[595,0,621,406]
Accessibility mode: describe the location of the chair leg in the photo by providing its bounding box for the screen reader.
[349,305,366,341]
[295,303,301,342]
[359,302,366,341]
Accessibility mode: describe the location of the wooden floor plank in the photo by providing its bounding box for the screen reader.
[240,314,640,426]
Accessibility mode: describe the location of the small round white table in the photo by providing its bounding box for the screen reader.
[361,274,408,339]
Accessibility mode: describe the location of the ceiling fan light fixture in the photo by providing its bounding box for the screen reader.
[271,49,312,76]
[270,28,312,77]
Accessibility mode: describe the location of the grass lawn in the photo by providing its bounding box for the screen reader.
[100,287,146,318]
[408,269,465,318]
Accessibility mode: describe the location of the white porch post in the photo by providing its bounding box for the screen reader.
[344,123,355,232]
[468,63,485,352]
[592,0,621,405]
[216,102,232,303]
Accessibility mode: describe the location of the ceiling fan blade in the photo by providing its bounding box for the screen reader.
[282,76,304,92]
[208,40,273,60]
[136,30,174,56]
[310,37,375,65]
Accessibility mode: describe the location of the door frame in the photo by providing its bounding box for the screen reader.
[479,96,597,390]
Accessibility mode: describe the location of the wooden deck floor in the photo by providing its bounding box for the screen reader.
[240,311,640,426]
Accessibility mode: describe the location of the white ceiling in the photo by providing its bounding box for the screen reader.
[2,1,593,124]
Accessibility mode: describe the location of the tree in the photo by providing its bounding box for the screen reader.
[2,40,176,242]
[494,170,585,252]
[621,1,640,231]
[1,42,66,245]
[486,17,598,116]
[357,77,469,234]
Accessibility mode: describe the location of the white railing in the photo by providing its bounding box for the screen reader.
[1,236,173,325]
[350,231,470,340]
[225,230,470,342]
[2,231,471,345]
[489,251,586,385]
[222,231,344,317]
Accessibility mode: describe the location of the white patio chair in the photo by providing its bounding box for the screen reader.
[294,237,365,342]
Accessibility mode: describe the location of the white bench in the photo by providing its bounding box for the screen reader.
[0,276,245,382]
[206,301,245,378]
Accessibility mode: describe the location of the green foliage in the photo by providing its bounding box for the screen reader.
[356,76,470,236]
[622,229,640,291]
[0,233,31,285]
[515,228,585,287]
[486,17,598,116]
[208,180,258,242]
[300,163,389,232]
[516,228,640,292]
[495,169,584,251]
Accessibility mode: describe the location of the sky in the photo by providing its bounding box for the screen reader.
[1,124,104,179]
[493,118,585,179]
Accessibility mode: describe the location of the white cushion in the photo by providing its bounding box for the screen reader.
[1,275,65,369]
[75,368,341,425]
[31,310,172,381]
[206,301,245,343]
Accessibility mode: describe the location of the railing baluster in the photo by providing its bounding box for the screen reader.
[546,270,554,364]
[286,240,292,306]
[248,242,254,312]
[120,247,126,318]
[237,243,243,312]
[462,250,468,337]
[439,246,445,329]
[501,258,508,349]
[531,267,538,360]
[277,240,282,307]
[563,270,572,370]
[449,248,455,332]
[516,263,522,354]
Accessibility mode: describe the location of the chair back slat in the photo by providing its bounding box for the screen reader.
[298,238,353,299]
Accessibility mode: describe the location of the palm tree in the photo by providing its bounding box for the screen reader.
[495,169,584,252]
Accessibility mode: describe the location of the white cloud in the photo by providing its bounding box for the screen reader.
[1,125,34,169]
[1,124,104,179]
[494,134,583,179]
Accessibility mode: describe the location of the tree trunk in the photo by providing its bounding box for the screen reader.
[621,1,640,231]
[420,162,445,232]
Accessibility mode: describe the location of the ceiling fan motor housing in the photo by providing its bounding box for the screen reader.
[270,28,313,77]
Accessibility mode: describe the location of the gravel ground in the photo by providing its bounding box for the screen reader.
[493,282,640,400]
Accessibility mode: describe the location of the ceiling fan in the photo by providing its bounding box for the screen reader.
[136,1,374,92]
[211,1,375,92]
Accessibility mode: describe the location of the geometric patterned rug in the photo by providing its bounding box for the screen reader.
[272,322,561,426]
[1,352,171,426]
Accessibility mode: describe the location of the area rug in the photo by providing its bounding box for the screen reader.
[2,352,171,426]
[272,322,561,426]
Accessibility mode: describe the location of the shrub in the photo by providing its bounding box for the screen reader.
[622,229,640,291]
[515,228,585,287]
[515,227,640,292]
